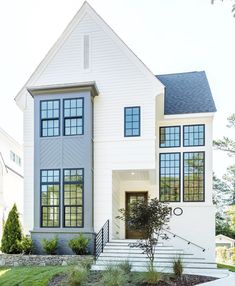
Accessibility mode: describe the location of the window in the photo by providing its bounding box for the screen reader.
[159,153,180,202]
[124,106,140,137]
[63,98,84,136]
[183,125,205,146]
[10,151,21,166]
[159,126,180,148]
[183,152,205,202]
[40,170,60,227]
[40,100,60,137]
[63,169,83,227]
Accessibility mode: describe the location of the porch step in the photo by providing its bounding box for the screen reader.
[91,239,225,277]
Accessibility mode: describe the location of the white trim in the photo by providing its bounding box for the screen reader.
[164,112,215,120]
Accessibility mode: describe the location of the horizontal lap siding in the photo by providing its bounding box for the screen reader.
[22,12,163,232]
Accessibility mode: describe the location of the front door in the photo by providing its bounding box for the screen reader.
[125,192,148,239]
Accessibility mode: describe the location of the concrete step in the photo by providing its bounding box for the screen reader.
[110,240,163,246]
[98,255,205,262]
[102,249,190,255]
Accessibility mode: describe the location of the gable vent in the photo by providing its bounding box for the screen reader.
[83,35,90,69]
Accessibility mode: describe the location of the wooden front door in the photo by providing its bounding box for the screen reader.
[125,192,148,239]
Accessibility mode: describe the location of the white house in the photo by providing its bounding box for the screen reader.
[15,2,216,263]
[0,127,23,240]
[216,234,235,248]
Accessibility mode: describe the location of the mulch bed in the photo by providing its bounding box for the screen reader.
[48,271,218,286]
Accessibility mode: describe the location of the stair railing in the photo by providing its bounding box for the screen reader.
[94,219,109,260]
[163,228,206,252]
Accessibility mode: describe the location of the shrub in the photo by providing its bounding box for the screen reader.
[1,204,23,254]
[42,236,58,255]
[118,260,132,274]
[135,264,166,285]
[173,256,184,278]
[21,236,34,254]
[68,265,88,286]
[216,247,228,263]
[68,234,89,255]
[101,265,128,286]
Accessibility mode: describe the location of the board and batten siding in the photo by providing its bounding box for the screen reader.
[20,8,163,232]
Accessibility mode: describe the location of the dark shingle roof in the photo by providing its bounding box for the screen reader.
[156,71,217,115]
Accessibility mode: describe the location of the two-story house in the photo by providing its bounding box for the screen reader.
[15,2,216,262]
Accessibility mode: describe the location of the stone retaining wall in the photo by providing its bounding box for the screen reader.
[0,254,93,267]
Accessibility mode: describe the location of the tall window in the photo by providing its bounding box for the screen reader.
[124,106,140,137]
[40,100,60,137]
[183,125,205,146]
[159,153,180,202]
[63,169,83,227]
[183,152,205,202]
[159,126,180,148]
[41,170,60,227]
[63,98,84,136]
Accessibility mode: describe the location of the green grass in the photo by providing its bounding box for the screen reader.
[0,266,71,286]
[217,263,235,272]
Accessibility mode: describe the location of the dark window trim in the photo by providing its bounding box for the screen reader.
[40,169,61,228]
[183,151,205,202]
[183,124,205,147]
[63,97,84,136]
[40,99,60,138]
[159,152,181,203]
[62,168,84,228]
[124,106,141,137]
[159,126,181,148]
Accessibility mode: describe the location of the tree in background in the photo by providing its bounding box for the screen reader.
[214,114,235,156]
[1,204,23,254]
[211,0,235,17]
[213,166,235,238]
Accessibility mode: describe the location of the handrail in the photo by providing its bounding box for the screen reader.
[94,220,109,260]
[163,228,206,252]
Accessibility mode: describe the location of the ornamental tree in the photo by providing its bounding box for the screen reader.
[1,204,23,254]
[117,197,171,268]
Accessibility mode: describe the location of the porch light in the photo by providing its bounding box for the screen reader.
[131,172,135,175]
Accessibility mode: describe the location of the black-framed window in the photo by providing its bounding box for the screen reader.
[159,153,180,202]
[63,98,84,136]
[40,169,60,227]
[63,169,83,227]
[183,125,205,146]
[40,100,60,137]
[124,106,140,137]
[183,152,205,202]
[159,126,180,148]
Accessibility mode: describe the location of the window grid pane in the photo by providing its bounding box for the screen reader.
[183,125,205,146]
[64,99,84,136]
[124,107,140,137]
[40,100,60,137]
[183,152,205,202]
[63,169,83,227]
[41,169,60,227]
[160,126,180,148]
[160,153,180,202]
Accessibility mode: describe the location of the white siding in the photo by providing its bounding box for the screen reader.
[19,8,163,232]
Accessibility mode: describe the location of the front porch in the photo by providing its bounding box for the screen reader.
[112,169,157,240]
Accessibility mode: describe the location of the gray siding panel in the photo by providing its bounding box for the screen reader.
[33,90,94,254]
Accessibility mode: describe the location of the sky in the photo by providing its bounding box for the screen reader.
[0,0,234,177]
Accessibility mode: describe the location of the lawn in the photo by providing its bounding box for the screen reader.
[217,263,235,272]
[0,266,71,286]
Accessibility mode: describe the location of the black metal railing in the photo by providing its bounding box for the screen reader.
[94,220,109,260]
[163,228,206,252]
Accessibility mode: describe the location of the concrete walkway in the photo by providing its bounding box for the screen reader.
[200,272,235,285]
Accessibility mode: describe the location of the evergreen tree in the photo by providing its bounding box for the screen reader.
[1,204,22,254]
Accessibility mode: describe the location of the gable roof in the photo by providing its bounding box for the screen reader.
[15,1,163,109]
[156,71,217,115]
[216,234,235,242]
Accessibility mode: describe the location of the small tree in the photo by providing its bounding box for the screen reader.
[117,197,171,269]
[1,204,23,254]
